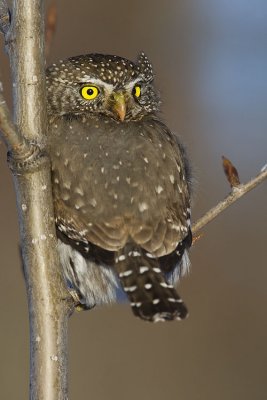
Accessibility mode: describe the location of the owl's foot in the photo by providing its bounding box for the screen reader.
[69,288,95,311]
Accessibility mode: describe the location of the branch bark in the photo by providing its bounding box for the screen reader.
[0,1,71,399]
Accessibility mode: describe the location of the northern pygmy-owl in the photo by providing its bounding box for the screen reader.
[46,53,192,322]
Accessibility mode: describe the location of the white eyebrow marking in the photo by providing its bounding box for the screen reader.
[124,78,142,91]
[77,77,114,92]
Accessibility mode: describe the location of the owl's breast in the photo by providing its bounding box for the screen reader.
[48,115,189,229]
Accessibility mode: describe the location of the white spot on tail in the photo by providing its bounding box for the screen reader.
[119,270,133,277]
[139,266,149,274]
[168,297,182,303]
[131,302,142,308]
[146,252,156,259]
[128,251,141,257]
[160,282,173,289]
[124,285,137,292]
[153,313,166,322]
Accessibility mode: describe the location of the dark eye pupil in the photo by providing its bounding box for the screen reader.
[87,88,94,96]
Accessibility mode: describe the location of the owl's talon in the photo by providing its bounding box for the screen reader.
[68,289,95,311]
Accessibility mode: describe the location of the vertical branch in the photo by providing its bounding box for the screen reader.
[1,0,72,399]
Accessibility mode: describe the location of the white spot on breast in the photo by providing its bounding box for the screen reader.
[79,229,88,236]
[63,182,71,190]
[89,198,97,207]
[171,224,181,232]
[101,167,105,174]
[153,299,160,305]
[126,177,131,184]
[62,193,70,201]
[138,202,148,212]
[169,175,175,184]
[74,187,84,196]
[155,185,163,194]
[116,176,120,182]
[145,283,152,290]
[143,157,149,164]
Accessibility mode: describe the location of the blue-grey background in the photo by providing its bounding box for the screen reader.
[0,1,267,399]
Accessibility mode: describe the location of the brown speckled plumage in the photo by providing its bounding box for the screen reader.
[47,53,192,322]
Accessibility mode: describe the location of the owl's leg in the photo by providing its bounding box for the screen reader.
[115,243,188,322]
[57,238,123,309]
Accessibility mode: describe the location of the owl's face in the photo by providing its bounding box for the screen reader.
[46,53,160,121]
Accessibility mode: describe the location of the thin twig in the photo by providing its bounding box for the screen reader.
[45,1,57,58]
[0,79,31,155]
[192,164,267,235]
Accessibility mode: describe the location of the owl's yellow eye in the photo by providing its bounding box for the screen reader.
[80,86,99,100]
[133,85,141,98]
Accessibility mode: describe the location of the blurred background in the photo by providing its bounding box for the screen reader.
[0,0,267,399]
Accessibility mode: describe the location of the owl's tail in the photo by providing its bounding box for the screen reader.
[115,243,188,322]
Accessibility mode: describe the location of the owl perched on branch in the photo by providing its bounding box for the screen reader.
[46,52,192,322]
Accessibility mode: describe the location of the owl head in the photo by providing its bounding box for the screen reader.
[46,53,160,121]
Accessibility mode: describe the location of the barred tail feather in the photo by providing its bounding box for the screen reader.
[115,244,188,322]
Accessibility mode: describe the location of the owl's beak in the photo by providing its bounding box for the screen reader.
[112,92,126,121]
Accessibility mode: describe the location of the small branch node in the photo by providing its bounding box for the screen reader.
[222,155,240,188]
[8,143,49,174]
